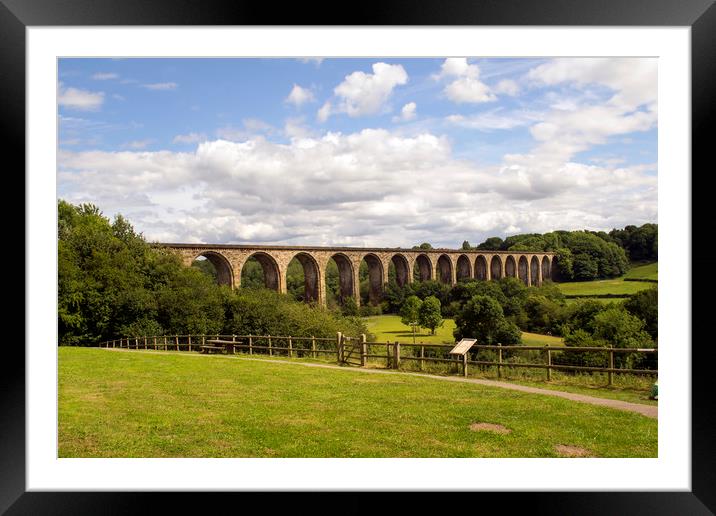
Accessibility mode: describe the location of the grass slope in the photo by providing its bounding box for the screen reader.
[59,347,657,458]
[557,262,657,298]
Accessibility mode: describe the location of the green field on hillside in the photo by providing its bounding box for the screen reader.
[59,347,657,458]
[557,262,657,298]
[624,262,658,281]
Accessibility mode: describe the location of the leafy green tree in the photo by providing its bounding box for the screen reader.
[418,296,443,335]
[461,240,471,250]
[400,295,422,331]
[453,295,520,344]
[624,287,658,340]
[476,236,503,250]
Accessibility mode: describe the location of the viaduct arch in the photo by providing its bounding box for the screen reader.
[161,244,556,307]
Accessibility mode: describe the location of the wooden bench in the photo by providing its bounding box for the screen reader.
[203,339,242,354]
[200,345,225,354]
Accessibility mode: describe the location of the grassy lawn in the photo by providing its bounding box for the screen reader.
[363,314,456,344]
[59,347,657,458]
[364,314,563,347]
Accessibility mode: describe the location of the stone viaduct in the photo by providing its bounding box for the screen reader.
[159,243,556,307]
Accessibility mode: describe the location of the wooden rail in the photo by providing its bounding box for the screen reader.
[97,333,657,384]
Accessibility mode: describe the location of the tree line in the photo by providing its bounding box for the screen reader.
[456,224,657,282]
[58,200,367,346]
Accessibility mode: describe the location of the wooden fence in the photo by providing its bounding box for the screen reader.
[98,333,657,385]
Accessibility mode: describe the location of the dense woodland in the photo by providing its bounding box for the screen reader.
[59,200,657,364]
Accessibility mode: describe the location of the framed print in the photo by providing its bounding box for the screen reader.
[8,0,715,512]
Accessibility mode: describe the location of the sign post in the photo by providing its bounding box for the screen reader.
[448,339,477,377]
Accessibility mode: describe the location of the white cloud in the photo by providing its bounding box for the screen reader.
[526,58,657,110]
[392,102,417,122]
[331,62,408,118]
[446,109,542,131]
[142,82,178,91]
[173,132,207,145]
[58,83,105,111]
[58,127,656,247]
[317,101,332,123]
[285,84,315,107]
[434,58,496,104]
[494,79,520,96]
[92,72,119,80]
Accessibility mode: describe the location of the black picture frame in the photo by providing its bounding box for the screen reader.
[7,0,714,513]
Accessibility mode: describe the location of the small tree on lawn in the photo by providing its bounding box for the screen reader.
[400,295,422,342]
[419,295,443,335]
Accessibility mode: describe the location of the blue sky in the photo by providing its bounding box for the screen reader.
[57,57,657,247]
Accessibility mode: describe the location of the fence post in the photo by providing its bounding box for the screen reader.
[153,336,157,350]
[311,335,316,359]
[268,335,273,356]
[232,334,236,354]
[394,342,401,370]
[420,345,425,371]
[336,332,342,364]
[360,334,367,367]
[498,343,503,379]
[463,352,468,377]
[135,337,138,350]
[175,335,179,351]
[608,346,614,386]
[288,336,293,358]
[249,334,253,355]
[188,335,192,352]
[144,336,147,349]
[163,336,167,350]
[386,341,391,368]
[546,345,552,381]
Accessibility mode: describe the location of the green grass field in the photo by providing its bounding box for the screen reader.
[364,314,563,347]
[59,347,657,458]
[624,262,658,281]
[557,262,657,298]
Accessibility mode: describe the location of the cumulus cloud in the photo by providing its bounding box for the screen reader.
[330,62,408,118]
[285,84,315,107]
[58,83,105,111]
[434,58,496,104]
[58,126,656,247]
[526,57,657,110]
[392,102,417,122]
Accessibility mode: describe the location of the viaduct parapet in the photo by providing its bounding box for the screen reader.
[157,243,557,307]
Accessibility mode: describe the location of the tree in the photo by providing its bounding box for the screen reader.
[341,296,359,317]
[623,287,658,340]
[477,236,504,250]
[461,240,471,250]
[418,296,443,335]
[400,295,422,329]
[412,242,433,250]
[453,295,520,344]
